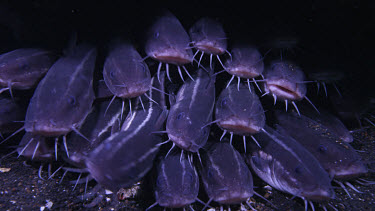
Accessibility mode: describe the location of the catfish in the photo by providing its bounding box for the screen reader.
[189,17,227,69]
[215,83,265,148]
[85,73,168,191]
[64,98,123,168]
[150,153,199,209]
[224,46,264,91]
[0,48,56,94]
[245,126,335,202]
[263,60,318,115]
[24,44,96,137]
[274,111,367,180]
[166,69,215,152]
[0,96,26,135]
[199,142,254,205]
[103,41,151,99]
[145,11,193,81]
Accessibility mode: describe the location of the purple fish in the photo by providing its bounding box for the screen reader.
[0,48,56,95]
[25,44,96,137]
[145,11,193,82]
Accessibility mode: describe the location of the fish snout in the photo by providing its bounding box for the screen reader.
[303,185,336,201]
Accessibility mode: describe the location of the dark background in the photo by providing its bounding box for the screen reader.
[1,0,374,96]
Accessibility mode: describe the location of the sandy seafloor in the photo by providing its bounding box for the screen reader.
[1,0,375,210]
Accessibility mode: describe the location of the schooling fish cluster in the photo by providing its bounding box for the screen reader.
[0,11,373,211]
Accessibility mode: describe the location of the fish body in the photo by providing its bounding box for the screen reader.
[103,42,151,99]
[154,153,199,208]
[121,71,166,132]
[264,60,306,101]
[298,108,353,143]
[145,12,193,65]
[215,83,265,135]
[0,96,26,133]
[65,99,123,168]
[245,126,335,201]
[24,44,96,137]
[0,48,56,90]
[225,47,264,78]
[274,111,367,180]
[95,80,113,99]
[86,73,168,191]
[189,17,227,55]
[166,69,215,152]
[200,142,253,204]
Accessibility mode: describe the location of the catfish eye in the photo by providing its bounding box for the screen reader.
[110,71,115,79]
[154,32,159,38]
[207,169,214,179]
[294,166,303,175]
[68,96,76,106]
[177,112,185,120]
[318,145,327,153]
[220,98,227,107]
[20,63,30,70]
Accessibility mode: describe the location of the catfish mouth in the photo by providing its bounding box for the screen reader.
[194,41,226,55]
[167,133,202,153]
[151,48,192,65]
[266,79,304,101]
[26,123,71,137]
[302,187,335,201]
[0,78,35,89]
[217,117,262,135]
[216,191,253,204]
[333,161,368,180]
[108,78,150,99]
[226,65,261,78]
[116,85,150,99]
[158,196,195,208]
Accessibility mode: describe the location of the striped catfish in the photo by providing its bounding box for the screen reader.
[199,142,254,205]
[25,44,96,137]
[166,68,215,152]
[274,110,367,180]
[151,153,199,209]
[245,126,335,202]
[145,11,193,81]
[85,72,168,191]
[0,48,56,94]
